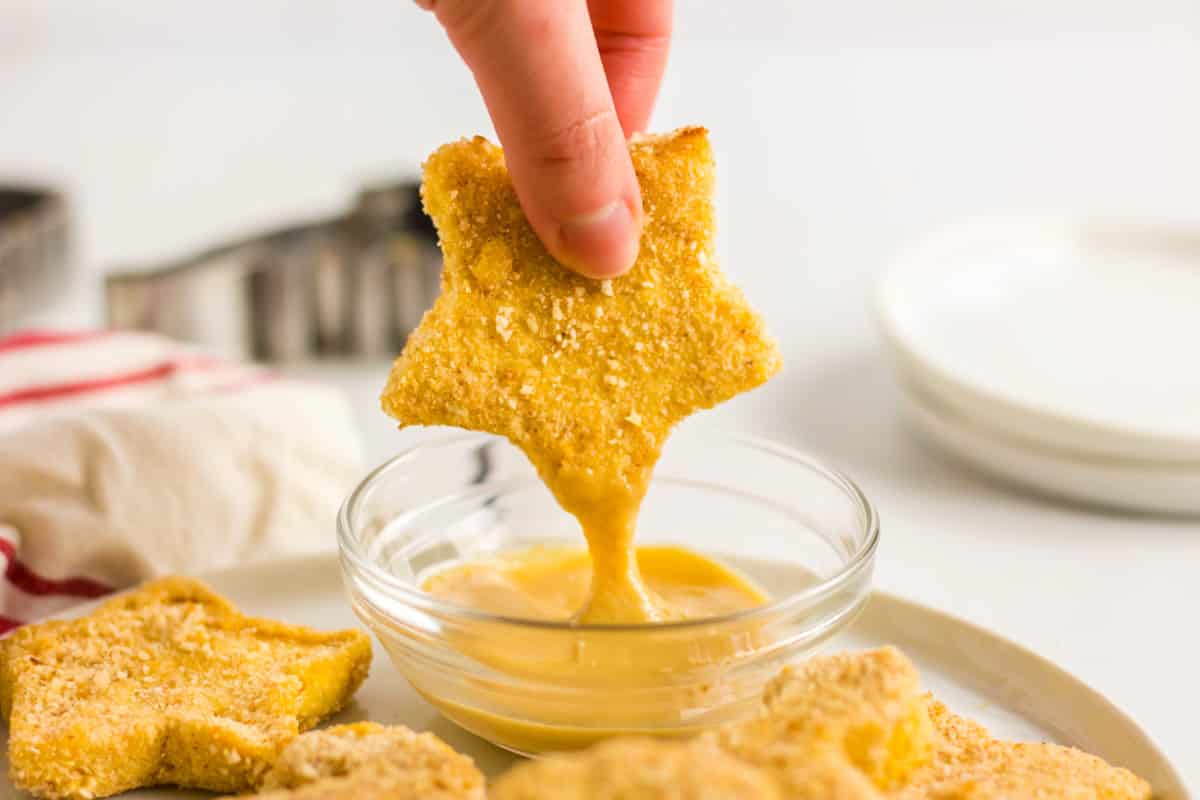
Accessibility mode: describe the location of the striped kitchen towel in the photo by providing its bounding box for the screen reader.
[0,330,365,631]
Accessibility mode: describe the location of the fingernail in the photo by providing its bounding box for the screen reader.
[559,200,641,279]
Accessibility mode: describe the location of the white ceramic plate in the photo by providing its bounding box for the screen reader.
[0,554,1188,799]
[898,379,1200,516]
[877,216,1200,463]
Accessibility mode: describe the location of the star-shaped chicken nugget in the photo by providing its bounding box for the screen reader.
[0,577,372,800]
[893,700,1152,800]
[382,126,781,519]
[713,647,934,790]
[245,722,484,800]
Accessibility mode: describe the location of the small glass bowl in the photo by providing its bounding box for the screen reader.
[337,429,878,755]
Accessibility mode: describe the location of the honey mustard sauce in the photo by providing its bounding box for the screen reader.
[418,544,772,752]
[423,544,767,623]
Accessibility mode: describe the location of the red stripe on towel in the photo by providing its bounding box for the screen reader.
[0,539,112,599]
[0,330,115,354]
[0,357,226,408]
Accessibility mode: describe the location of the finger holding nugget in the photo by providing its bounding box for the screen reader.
[418,0,673,279]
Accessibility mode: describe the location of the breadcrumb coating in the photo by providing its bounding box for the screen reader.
[236,651,1152,800]
[713,647,934,790]
[777,761,884,799]
[891,700,1152,800]
[381,126,781,519]
[0,577,372,800]
[488,649,1154,799]
[244,722,484,800]
[492,649,931,799]
[491,736,781,800]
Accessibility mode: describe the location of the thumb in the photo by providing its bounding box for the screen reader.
[423,0,642,279]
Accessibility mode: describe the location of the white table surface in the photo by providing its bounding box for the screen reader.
[4,1,1198,788]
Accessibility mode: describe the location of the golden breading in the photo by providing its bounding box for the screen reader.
[713,647,934,790]
[891,700,1152,800]
[773,762,884,799]
[381,127,781,506]
[243,722,484,800]
[490,736,781,800]
[0,577,372,800]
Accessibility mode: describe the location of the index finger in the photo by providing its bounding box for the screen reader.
[424,0,643,279]
[589,0,674,136]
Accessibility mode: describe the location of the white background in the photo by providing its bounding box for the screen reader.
[3,0,1199,786]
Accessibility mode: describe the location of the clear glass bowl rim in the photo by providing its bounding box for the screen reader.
[337,431,880,633]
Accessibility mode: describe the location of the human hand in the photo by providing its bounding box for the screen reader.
[417,0,673,278]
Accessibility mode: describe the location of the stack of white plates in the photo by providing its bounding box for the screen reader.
[876,216,1200,515]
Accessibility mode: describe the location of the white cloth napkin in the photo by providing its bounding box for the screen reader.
[0,330,365,630]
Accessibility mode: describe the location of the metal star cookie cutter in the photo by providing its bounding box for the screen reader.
[105,181,441,363]
[0,184,71,334]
